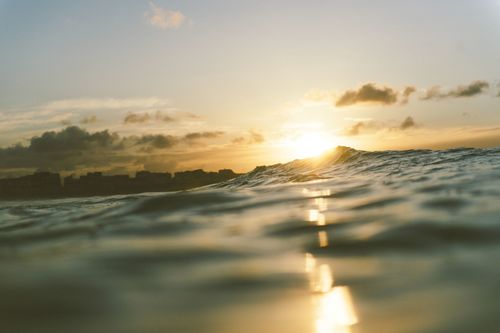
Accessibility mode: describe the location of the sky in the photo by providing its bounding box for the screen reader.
[1,0,500,176]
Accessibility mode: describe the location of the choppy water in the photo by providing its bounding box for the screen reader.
[1,146,500,333]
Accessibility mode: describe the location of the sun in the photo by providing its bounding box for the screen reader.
[284,132,337,159]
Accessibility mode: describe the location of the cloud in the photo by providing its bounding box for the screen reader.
[342,121,380,136]
[421,80,490,100]
[45,97,171,111]
[344,122,366,136]
[420,86,442,100]
[401,86,416,105]
[231,137,246,144]
[0,126,226,175]
[29,126,119,153]
[232,130,265,145]
[400,116,416,130]
[156,112,175,122]
[0,97,199,149]
[145,2,186,30]
[450,81,490,97]
[135,131,223,150]
[137,134,178,149]
[80,115,98,124]
[305,80,491,109]
[123,111,176,124]
[184,131,225,141]
[0,127,124,173]
[124,113,151,124]
[335,83,399,107]
[342,117,417,136]
[249,130,265,144]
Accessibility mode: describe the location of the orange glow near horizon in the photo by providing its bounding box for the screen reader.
[278,131,348,160]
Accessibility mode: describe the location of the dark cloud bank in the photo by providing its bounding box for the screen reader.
[0,126,225,176]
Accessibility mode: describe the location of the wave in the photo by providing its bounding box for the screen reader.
[217,145,500,187]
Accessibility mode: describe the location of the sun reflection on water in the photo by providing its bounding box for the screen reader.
[318,231,329,247]
[315,198,329,212]
[308,262,334,293]
[308,209,321,222]
[305,253,359,333]
[305,253,317,273]
[307,195,328,226]
[315,286,358,333]
[307,210,326,226]
[302,189,332,197]
[304,188,358,333]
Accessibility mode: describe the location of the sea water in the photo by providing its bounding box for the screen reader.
[1,146,500,333]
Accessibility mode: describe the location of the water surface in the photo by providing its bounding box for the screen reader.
[1,147,500,333]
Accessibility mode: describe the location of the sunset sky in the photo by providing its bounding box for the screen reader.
[1,0,500,176]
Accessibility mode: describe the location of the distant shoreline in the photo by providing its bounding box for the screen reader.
[0,169,241,200]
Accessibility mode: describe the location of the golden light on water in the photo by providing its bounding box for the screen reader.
[315,287,358,333]
[315,198,328,212]
[309,263,334,293]
[305,190,358,333]
[307,209,326,226]
[307,197,328,225]
[318,231,329,247]
[305,253,317,273]
[305,252,359,333]
[308,209,324,223]
[302,189,332,197]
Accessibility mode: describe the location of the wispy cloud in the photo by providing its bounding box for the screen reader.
[401,86,417,105]
[451,81,490,97]
[399,116,416,130]
[184,131,225,141]
[145,2,186,30]
[124,113,152,124]
[45,97,171,111]
[343,117,418,136]
[305,80,492,109]
[231,130,265,145]
[0,97,202,148]
[122,110,199,125]
[421,81,490,101]
[80,115,98,125]
[343,121,367,136]
[343,120,380,136]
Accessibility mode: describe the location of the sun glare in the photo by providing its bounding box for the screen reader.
[285,133,336,159]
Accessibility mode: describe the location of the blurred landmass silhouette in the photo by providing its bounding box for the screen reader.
[0,169,240,200]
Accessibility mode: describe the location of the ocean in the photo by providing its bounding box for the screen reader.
[1,146,500,333]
